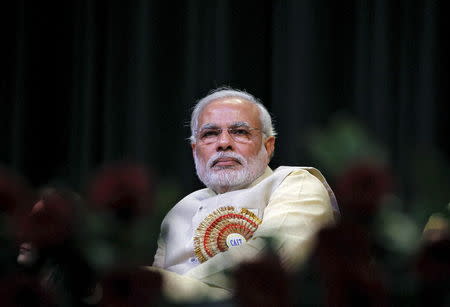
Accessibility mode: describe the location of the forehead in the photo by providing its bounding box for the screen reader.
[198,97,260,127]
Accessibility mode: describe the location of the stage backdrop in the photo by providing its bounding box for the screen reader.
[1,0,448,211]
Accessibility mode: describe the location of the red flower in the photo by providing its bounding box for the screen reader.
[98,267,162,307]
[316,222,371,276]
[18,189,76,249]
[335,162,393,218]
[415,233,450,306]
[415,233,450,283]
[316,222,389,307]
[88,163,154,221]
[234,253,292,307]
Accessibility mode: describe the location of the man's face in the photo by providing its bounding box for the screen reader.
[192,98,275,193]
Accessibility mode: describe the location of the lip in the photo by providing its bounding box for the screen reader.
[19,243,32,252]
[212,158,241,167]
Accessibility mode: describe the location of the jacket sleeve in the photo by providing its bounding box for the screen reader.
[184,169,335,289]
[152,235,166,268]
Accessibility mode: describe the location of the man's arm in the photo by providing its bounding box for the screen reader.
[184,169,335,289]
[152,236,166,268]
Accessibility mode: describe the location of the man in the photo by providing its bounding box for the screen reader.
[151,87,338,300]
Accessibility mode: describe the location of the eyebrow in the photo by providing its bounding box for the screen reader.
[199,123,220,130]
[199,121,251,130]
[229,122,251,129]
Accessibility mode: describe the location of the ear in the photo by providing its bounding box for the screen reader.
[264,136,275,160]
[191,142,196,153]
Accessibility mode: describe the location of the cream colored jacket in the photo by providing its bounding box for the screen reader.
[150,166,337,300]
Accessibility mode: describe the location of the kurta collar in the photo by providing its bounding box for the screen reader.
[247,166,273,188]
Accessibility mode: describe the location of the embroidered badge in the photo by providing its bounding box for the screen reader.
[193,206,262,263]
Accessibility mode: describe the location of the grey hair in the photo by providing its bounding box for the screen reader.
[189,87,276,143]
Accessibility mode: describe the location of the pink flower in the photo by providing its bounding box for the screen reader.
[415,233,450,283]
[234,254,292,307]
[18,189,76,249]
[414,233,450,306]
[335,162,393,218]
[87,163,154,221]
[316,222,389,307]
[98,267,162,307]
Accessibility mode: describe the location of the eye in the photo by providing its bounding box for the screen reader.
[230,128,250,135]
[200,129,220,138]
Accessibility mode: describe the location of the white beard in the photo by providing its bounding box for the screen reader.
[193,144,268,193]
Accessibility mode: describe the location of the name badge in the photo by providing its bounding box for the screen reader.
[193,206,262,263]
[226,233,247,247]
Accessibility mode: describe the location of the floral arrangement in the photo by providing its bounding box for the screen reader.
[1,116,449,306]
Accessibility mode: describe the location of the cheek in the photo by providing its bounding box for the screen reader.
[194,146,212,162]
[239,143,263,157]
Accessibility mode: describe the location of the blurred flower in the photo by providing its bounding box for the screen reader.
[18,189,76,249]
[98,266,162,307]
[316,222,388,307]
[334,162,393,219]
[422,214,449,242]
[415,233,450,306]
[0,168,32,216]
[88,163,154,221]
[316,222,371,276]
[234,253,292,307]
[415,233,450,283]
[0,274,56,307]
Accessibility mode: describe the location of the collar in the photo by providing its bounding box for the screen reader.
[247,166,273,188]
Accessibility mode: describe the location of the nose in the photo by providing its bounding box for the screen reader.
[216,129,234,151]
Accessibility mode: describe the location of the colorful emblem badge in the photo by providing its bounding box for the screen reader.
[193,206,262,263]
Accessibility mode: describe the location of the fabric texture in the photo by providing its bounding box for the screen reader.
[152,166,336,293]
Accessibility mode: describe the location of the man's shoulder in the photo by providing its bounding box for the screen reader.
[267,166,320,193]
[271,166,321,181]
[273,166,327,182]
[274,165,319,173]
[273,166,339,215]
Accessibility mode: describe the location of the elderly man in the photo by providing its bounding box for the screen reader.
[151,88,338,300]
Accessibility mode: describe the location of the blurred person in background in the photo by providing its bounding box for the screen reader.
[16,187,100,307]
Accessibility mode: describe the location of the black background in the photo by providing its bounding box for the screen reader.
[1,0,448,203]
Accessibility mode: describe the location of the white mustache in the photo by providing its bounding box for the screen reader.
[207,152,246,168]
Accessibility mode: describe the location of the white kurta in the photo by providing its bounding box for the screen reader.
[152,166,337,293]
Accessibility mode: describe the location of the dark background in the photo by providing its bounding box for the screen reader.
[1,0,448,209]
